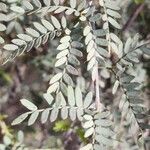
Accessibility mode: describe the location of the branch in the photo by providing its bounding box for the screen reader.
[95,62,103,112]
[123,3,145,31]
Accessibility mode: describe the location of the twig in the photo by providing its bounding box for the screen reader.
[113,40,150,65]
[123,3,145,31]
[95,62,103,112]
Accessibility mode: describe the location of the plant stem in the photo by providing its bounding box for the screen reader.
[95,62,103,112]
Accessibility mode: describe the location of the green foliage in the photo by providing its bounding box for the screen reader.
[0,131,27,150]
[0,69,12,84]
[134,0,145,4]
[0,0,150,149]
[0,116,27,150]
[53,120,71,132]
[76,128,88,143]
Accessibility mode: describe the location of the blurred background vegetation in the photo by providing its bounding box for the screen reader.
[0,0,150,149]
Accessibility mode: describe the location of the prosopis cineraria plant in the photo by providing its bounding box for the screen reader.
[0,0,150,149]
